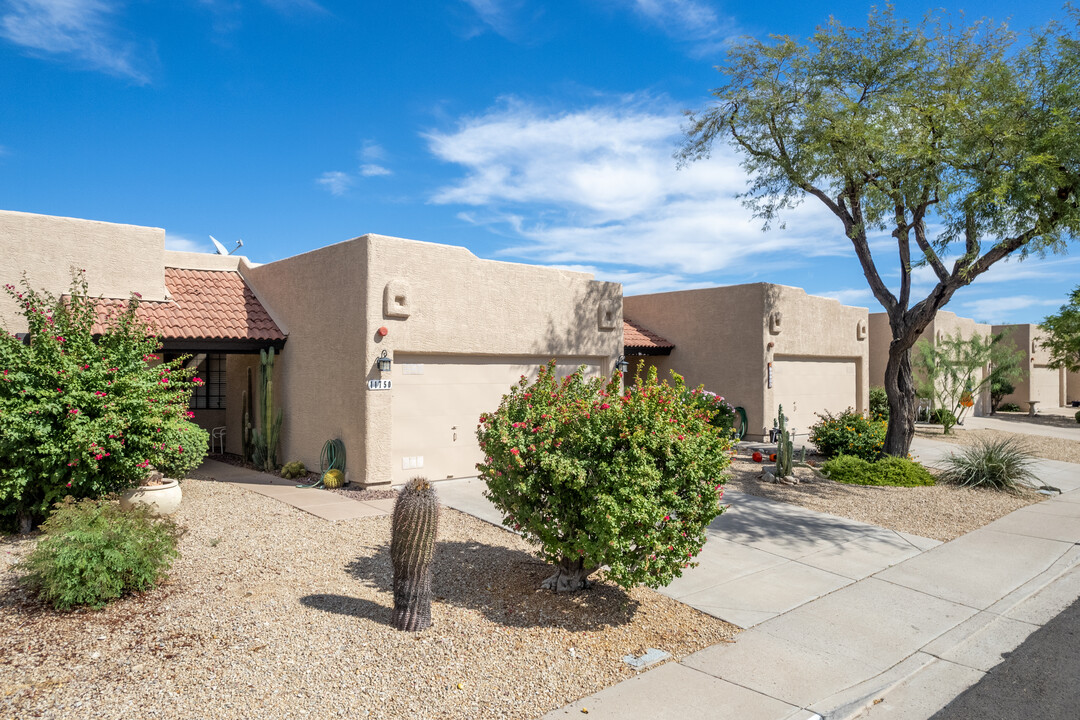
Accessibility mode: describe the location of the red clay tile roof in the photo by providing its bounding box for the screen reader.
[623,318,674,351]
[92,268,284,341]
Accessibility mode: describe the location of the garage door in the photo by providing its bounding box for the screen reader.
[1030,365,1062,406]
[771,357,857,435]
[390,355,602,485]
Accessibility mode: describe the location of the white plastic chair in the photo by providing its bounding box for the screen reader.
[211,426,226,454]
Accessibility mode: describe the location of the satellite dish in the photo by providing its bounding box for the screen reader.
[209,235,229,255]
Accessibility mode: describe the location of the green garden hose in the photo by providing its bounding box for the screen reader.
[295,438,347,488]
[734,406,748,440]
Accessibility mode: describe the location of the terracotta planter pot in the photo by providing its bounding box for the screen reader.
[120,479,182,516]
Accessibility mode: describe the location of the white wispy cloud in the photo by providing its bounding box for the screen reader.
[316,170,352,196]
[427,98,847,278]
[0,0,148,82]
[815,288,877,308]
[164,233,210,253]
[621,0,737,56]
[956,295,1060,324]
[360,140,387,162]
[359,164,392,177]
[460,0,517,38]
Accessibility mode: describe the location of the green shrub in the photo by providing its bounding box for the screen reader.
[869,387,889,421]
[17,497,181,610]
[822,455,935,486]
[1075,410,1080,424]
[930,407,958,428]
[684,388,738,437]
[0,272,208,529]
[809,409,886,461]
[477,362,731,592]
[998,402,1022,412]
[939,437,1038,494]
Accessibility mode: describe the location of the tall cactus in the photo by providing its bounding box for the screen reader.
[775,404,794,479]
[391,476,440,632]
[252,347,283,472]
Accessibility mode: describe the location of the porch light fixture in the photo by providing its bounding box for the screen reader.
[615,355,629,373]
[377,349,392,373]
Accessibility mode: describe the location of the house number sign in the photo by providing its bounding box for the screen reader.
[367,379,393,391]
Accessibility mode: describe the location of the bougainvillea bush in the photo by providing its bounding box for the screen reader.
[476,362,732,593]
[0,272,208,531]
[684,388,738,438]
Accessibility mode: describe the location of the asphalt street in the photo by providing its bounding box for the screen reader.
[931,593,1080,720]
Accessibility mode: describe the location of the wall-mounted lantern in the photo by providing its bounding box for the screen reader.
[377,349,392,373]
[615,355,629,373]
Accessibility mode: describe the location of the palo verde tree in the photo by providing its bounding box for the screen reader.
[1040,285,1080,372]
[681,8,1080,456]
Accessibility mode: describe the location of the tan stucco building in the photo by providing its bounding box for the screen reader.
[1,210,621,485]
[624,284,870,442]
[992,324,1069,410]
[868,311,994,416]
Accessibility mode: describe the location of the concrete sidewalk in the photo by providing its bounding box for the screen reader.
[440,444,1080,720]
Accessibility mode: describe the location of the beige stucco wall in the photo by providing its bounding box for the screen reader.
[163,250,243,272]
[994,324,1067,408]
[625,284,868,442]
[1068,371,1080,406]
[0,210,167,332]
[869,310,994,416]
[245,233,622,484]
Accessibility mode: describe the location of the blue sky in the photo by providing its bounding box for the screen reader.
[1,0,1076,325]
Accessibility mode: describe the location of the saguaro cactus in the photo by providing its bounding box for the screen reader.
[775,404,794,479]
[391,476,440,632]
[252,347,283,472]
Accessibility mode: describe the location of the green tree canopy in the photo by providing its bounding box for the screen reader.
[1040,285,1080,372]
[682,7,1080,455]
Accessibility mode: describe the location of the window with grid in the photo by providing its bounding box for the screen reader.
[187,354,226,410]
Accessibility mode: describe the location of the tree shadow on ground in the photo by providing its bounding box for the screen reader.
[341,539,640,632]
[984,412,1080,431]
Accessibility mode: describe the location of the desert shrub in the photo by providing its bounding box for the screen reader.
[868,387,889,421]
[809,409,886,461]
[930,407,958,429]
[822,455,935,486]
[477,362,731,592]
[684,388,738,437]
[938,437,1038,494]
[998,402,1022,412]
[1075,410,1080,424]
[17,497,180,610]
[0,272,208,530]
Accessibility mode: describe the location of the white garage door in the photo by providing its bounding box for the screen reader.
[772,357,857,435]
[1030,365,1062,407]
[390,355,602,485]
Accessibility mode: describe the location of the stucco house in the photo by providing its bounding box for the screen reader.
[868,310,994,417]
[623,284,870,442]
[0,210,621,485]
[991,324,1070,410]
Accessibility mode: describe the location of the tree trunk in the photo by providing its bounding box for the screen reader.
[541,557,597,592]
[882,340,918,457]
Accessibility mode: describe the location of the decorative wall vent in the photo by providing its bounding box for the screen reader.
[597,300,618,331]
[856,319,867,341]
[384,279,412,318]
[768,311,782,335]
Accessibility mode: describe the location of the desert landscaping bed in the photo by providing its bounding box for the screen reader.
[725,450,1044,543]
[0,476,737,720]
[914,424,1080,465]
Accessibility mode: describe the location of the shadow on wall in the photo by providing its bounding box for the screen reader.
[536,280,619,372]
[325,538,640,631]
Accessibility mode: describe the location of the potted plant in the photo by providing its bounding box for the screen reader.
[120,468,182,516]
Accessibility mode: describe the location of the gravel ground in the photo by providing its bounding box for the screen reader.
[0,477,737,720]
[914,425,1080,465]
[725,452,1043,543]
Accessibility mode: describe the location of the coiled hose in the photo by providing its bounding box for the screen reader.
[296,438,347,488]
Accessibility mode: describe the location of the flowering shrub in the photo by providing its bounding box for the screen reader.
[809,408,886,461]
[476,362,731,592]
[0,272,208,530]
[684,388,738,438]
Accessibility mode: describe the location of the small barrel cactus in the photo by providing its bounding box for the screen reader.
[391,476,439,631]
[322,468,345,489]
[281,461,307,480]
